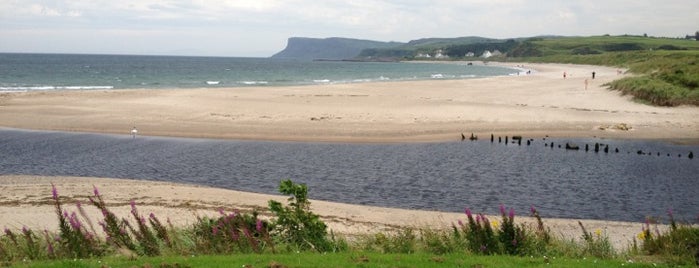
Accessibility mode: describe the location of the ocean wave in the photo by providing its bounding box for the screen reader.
[238,81,269,85]
[0,86,114,91]
[313,79,331,83]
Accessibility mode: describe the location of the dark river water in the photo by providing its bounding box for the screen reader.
[1,128,697,223]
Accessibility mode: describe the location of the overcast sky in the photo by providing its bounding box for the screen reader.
[1,0,697,57]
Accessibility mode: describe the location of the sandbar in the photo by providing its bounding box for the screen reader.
[0,62,697,143]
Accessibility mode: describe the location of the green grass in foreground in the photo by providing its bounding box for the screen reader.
[9,252,678,268]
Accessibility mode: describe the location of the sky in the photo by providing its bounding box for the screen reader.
[1,0,697,57]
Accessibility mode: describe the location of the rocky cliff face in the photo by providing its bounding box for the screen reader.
[271,37,402,60]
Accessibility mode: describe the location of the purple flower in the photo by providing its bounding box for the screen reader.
[530,205,536,215]
[93,185,100,197]
[69,212,82,230]
[130,200,137,214]
[499,204,506,216]
[476,214,482,224]
[76,201,82,209]
[149,213,156,219]
[44,230,54,255]
[457,219,464,227]
[256,219,263,233]
[465,208,472,219]
[22,226,28,234]
[218,208,225,215]
[212,226,218,236]
[509,208,515,220]
[51,184,58,200]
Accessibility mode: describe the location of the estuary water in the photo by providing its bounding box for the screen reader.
[1,128,697,223]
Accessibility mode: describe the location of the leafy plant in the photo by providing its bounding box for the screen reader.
[268,180,332,252]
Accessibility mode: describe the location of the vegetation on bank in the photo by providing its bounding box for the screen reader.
[503,36,699,107]
[1,180,697,267]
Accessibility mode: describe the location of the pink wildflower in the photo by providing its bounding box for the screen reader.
[93,185,100,196]
[51,183,58,200]
[499,204,506,216]
[256,219,263,233]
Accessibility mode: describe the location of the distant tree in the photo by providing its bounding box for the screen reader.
[643,33,648,37]
[695,31,698,41]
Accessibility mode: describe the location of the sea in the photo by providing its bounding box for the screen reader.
[0,53,517,91]
[0,53,697,223]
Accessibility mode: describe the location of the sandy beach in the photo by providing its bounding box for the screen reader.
[0,175,658,250]
[0,62,694,251]
[0,62,697,143]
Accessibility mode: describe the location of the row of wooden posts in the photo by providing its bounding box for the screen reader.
[461,133,694,159]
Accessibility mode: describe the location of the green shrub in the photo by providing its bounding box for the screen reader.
[268,180,333,252]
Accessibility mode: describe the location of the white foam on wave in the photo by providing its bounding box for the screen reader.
[0,86,114,91]
[206,81,221,85]
[313,79,331,83]
[239,81,269,85]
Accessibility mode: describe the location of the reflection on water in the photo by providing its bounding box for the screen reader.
[1,129,697,222]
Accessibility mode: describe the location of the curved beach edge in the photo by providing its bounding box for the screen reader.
[0,175,663,250]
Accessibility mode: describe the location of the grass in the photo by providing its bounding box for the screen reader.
[1,181,698,267]
[7,252,679,268]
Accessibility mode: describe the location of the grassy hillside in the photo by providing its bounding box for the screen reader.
[506,36,699,106]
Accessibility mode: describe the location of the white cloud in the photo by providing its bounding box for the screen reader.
[1,0,698,56]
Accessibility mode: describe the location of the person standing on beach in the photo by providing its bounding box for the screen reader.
[592,71,596,79]
[131,126,138,138]
[563,71,567,79]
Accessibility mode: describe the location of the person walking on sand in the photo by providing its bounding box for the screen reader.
[563,71,567,79]
[592,71,596,79]
[131,126,138,138]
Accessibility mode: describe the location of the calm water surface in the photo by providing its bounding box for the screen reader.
[1,129,697,223]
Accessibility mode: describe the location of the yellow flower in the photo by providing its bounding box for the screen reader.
[491,219,500,229]
[594,228,602,237]
[637,232,646,240]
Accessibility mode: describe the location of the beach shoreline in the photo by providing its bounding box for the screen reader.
[0,62,697,144]
[0,175,661,250]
